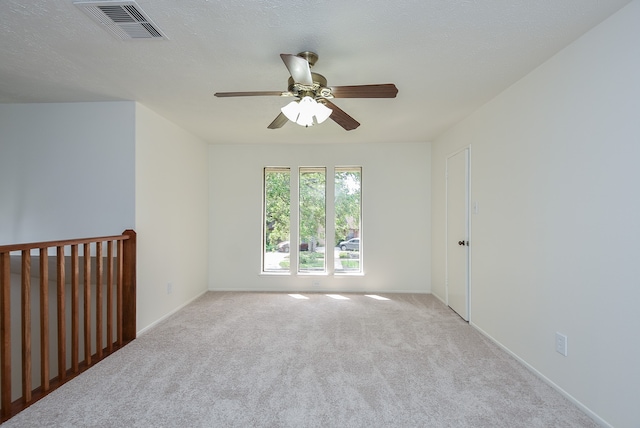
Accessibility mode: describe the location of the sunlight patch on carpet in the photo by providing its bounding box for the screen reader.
[326,294,350,300]
[365,295,390,301]
[288,294,310,299]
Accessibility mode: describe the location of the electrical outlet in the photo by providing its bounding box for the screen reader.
[312,280,321,287]
[167,282,173,294]
[555,332,568,356]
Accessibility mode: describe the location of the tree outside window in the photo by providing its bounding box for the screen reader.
[263,166,361,274]
[335,168,361,272]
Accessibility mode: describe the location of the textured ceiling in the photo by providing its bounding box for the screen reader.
[0,0,632,144]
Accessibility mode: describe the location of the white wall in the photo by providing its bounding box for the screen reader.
[0,101,209,334]
[431,2,640,427]
[0,102,135,244]
[0,101,136,398]
[209,142,431,293]
[135,103,209,332]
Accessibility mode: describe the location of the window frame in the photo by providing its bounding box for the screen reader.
[262,167,291,274]
[298,166,327,274]
[261,165,363,276]
[334,166,362,275]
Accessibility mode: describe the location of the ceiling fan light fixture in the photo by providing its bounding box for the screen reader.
[314,101,333,124]
[281,100,300,123]
[281,96,333,127]
[296,98,315,127]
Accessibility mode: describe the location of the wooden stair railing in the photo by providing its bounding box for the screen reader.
[0,229,136,422]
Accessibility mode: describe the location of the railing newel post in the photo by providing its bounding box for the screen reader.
[121,230,137,343]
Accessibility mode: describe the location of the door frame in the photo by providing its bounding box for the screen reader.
[445,145,471,321]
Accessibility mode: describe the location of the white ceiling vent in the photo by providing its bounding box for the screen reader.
[74,1,167,40]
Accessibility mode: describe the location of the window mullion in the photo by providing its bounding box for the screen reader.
[326,166,335,275]
[290,166,299,275]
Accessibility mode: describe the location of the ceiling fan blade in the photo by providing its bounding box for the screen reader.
[267,112,288,129]
[329,84,398,98]
[322,100,360,131]
[214,91,285,97]
[280,54,313,86]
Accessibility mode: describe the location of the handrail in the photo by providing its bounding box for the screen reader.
[0,234,130,253]
[0,229,136,422]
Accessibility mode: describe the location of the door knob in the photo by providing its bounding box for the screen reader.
[458,241,464,246]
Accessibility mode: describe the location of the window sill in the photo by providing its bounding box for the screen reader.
[259,271,364,277]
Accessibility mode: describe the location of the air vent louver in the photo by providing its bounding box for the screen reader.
[74,1,166,40]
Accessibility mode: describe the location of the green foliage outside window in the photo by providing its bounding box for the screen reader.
[264,169,290,252]
[264,167,361,273]
[335,170,361,244]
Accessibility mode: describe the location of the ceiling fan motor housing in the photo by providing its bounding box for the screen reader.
[287,73,330,99]
[296,51,319,67]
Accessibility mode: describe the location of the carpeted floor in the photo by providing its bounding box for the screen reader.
[2,292,597,427]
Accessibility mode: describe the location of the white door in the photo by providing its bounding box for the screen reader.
[446,148,470,321]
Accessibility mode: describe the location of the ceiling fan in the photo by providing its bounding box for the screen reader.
[214,52,398,131]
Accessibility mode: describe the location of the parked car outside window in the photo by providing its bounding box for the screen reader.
[338,238,359,251]
[276,241,309,252]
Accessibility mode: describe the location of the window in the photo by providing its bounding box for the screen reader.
[335,167,361,273]
[263,166,362,275]
[263,168,290,272]
[298,167,326,273]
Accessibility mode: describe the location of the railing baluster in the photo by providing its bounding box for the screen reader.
[116,240,123,346]
[95,242,103,359]
[56,246,66,382]
[39,248,50,392]
[106,241,113,352]
[0,232,135,423]
[71,245,79,373]
[83,243,91,367]
[21,250,32,403]
[0,252,11,419]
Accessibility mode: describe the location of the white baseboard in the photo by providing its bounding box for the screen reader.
[431,292,446,305]
[470,321,611,428]
[207,287,430,294]
[136,290,208,336]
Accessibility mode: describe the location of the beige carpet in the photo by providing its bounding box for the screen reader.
[3,292,596,427]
